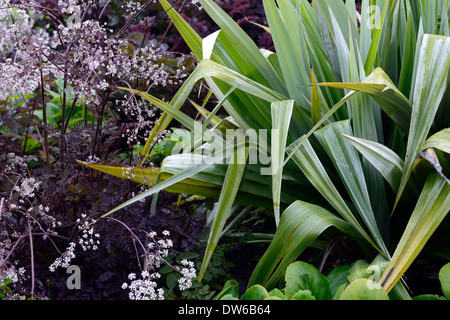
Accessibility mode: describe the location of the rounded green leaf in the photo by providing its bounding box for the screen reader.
[166,272,181,290]
[268,288,285,300]
[214,280,240,300]
[327,265,351,297]
[241,285,270,300]
[340,279,389,300]
[284,261,331,300]
[439,262,450,299]
[220,294,239,300]
[347,260,371,282]
[290,290,316,300]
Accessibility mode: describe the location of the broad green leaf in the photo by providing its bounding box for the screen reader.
[318,67,412,133]
[158,0,202,59]
[199,148,249,282]
[327,265,351,298]
[314,120,389,258]
[394,34,450,212]
[284,261,331,300]
[380,173,450,293]
[347,260,371,283]
[198,0,286,94]
[342,133,404,192]
[77,161,220,198]
[240,285,270,300]
[422,128,450,154]
[248,200,352,290]
[363,0,394,75]
[286,137,378,252]
[214,280,240,300]
[219,294,239,300]
[268,288,285,300]
[290,290,316,300]
[269,100,294,227]
[439,262,450,299]
[311,69,321,125]
[263,0,312,108]
[340,279,389,300]
[398,1,417,97]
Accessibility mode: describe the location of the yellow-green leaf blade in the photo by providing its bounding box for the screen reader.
[314,120,389,258]
[318,67,412,132]
[248,200,352,290]
[199,148,249,282]
[381,173,450,293]
[269,100,294,227]
[395,34,450,213]
[422,128,450,155]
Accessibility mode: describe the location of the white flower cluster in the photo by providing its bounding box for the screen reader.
[178,259,197,291]
[53,15,179,105]
[0,260,26,299]
[118,97,157,146]
[190,0,202,10]
[2,153,58,234]
[5,153,28,173]
[0,0,188,107]
[85,155,100,164]
[48,242,76,272]
[0,1,60,100]
[0,254,26,286]
[146,230,173,269]
[13,177,40,199]
[121,230,197,300]
[58,0,82,14]
[48,214,100,272]
[121,271,164,300]
[4,153,56,220]
[76,214,100,251]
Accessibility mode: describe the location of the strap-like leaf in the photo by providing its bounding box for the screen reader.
[318,67,412,132]
[248,200,352,290]
[422,128,450,155]
[342,134,404,192]
[199,148,249,281]
[268,100,294,227]
[381,173,450,293]
[314,120,389,258]
[286,137,378,252]
[394,34,450,212]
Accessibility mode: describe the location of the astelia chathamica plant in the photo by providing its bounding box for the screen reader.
[81,0,450,299]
